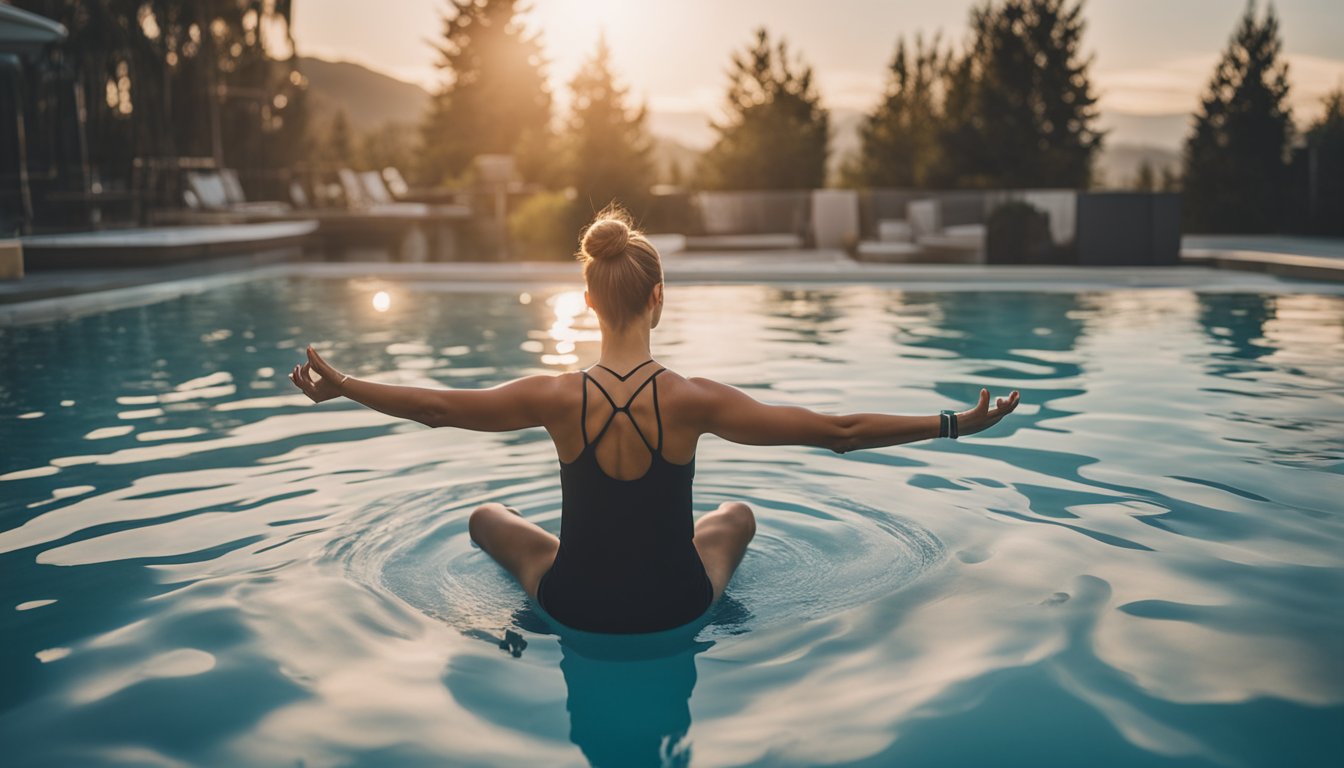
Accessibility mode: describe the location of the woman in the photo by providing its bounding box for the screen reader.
[290,211,1020,634]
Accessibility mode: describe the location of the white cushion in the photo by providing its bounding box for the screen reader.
[943,223,985,240]
[219,169,247,204]
[360,171,394,204]
[186,172,230,210]
[907,200,941,239]
[857,241,922,261]
[877,219,913,242]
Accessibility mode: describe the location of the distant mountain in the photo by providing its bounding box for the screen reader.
[647,111,717,151]
[829,108,866,183]
[1094,143,1182,189]
[650,136,701,185]
[1097,112,1191,151]
[298,56,431,132]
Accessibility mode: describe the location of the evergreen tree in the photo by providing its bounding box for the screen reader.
[359,122,419,174]
[931,49,985,187]
[1299,86,1344,234]
[934,0,1102,188]
[1159,166,1182,193]
[567,34,654,215]
[854,33,945,188]
[1183,1,1294,233]
[699,28,829,190]
[418,0,552,185]
[325,110,354,167]
[1133,159,1156,192]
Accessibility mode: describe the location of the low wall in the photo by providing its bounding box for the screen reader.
[0,240,22,280]
[1076,193,1182,266]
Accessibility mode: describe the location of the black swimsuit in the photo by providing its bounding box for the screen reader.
[537,360,715,634]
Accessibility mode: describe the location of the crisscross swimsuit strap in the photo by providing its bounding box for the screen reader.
[580,359,666,455]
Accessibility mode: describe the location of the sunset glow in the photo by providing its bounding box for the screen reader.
[291,0,1344,137]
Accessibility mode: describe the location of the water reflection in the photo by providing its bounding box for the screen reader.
[761,287,847,350]
[559,633,711,768]
[462,605,712,767]
[902,291,1087,357]
[1196,292,1276,362]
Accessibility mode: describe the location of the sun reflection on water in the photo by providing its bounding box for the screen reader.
[540,289,598,366]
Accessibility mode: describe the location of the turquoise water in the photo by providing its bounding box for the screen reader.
[1,279,1342,767]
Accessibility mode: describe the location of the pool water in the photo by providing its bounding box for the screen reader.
[1,278,1342,767]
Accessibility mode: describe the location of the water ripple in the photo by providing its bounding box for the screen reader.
[1,283,1341,767]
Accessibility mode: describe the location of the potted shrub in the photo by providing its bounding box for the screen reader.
[986,200,1055,264]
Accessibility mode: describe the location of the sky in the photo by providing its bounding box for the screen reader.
[292,0,1344,145]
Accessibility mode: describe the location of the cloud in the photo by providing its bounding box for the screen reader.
[1096,53,1344,121]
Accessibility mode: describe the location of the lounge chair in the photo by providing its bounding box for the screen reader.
[855,222,921,261]
[337,168,435,216]
[684,191,809,251]
[381,167,411,199]
[854,198,984,263]
[908,198,984,262]
[184,170,291,216]
[309,168,470,262]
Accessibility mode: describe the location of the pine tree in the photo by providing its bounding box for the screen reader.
[1300,86,1344,234]
[935,0,1102,188]
[1183,1,1294,233]
[567,34,654,215]
[699,28,829,190]
[855,33,945,188]
[359,122,419,174]
[1133,159,1156,192]
[418,0,552,185]
[326,110,353,167]
[1160,166,1182,193]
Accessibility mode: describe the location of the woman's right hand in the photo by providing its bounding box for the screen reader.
[956,388,1021,436]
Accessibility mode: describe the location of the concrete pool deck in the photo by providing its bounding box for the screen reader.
[1181,234,1344,282]
[3,249,1342,327]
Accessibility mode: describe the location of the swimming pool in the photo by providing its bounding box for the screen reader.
[2,276,1341,767]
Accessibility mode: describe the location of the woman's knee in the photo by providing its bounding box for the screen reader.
[468,503,504,543]
[718,501,756,538]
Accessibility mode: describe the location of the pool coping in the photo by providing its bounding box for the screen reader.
[2,258,1342,327]
[1181,248,1344,283]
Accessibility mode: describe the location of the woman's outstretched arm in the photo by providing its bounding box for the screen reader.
[691,377,1020,453]
[290,346,557,431]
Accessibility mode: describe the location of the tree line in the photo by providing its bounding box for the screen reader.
[415,0,1105,196]
[14,0,1339,236]
[411,0,1341,236]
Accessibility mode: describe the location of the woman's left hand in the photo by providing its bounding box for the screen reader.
[290,346,346,403]
[957,388,1021,436]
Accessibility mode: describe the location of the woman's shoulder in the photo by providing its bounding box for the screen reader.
[651,370,733,413]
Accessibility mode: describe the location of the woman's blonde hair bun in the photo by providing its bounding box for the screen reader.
[580,216,631,261]
[574,205,664,330]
